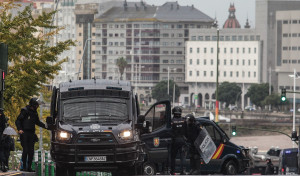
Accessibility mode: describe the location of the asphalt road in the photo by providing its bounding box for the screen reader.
[230,135,296,151]
[0,171,35,176]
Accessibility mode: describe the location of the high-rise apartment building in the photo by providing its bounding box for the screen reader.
[75,1,214,103]
[186,29,262,109]
[255,0,300,94]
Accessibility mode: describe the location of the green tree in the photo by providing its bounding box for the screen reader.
[217,82,241,107]
[152,80,180,102]
[116,57,127,80]
[246,83,270,108]
[0,2,75,125]
[262,93,281,111]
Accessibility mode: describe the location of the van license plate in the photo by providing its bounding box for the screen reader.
[85,156,106,162]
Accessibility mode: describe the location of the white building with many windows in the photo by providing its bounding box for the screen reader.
[186,28,262,109]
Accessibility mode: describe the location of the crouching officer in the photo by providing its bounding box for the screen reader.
[170,106,187,175]
[15,98,47,172]
[185,114,202,175]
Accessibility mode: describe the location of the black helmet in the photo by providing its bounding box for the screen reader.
[172,106,182,116]
[185,114,195,123]
[29,98,41,107]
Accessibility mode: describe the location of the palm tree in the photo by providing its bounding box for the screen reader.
[116,57,127,80]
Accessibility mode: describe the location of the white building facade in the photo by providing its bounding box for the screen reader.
[186,29,262,109]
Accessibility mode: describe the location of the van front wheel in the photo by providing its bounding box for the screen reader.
[223,160,238,175]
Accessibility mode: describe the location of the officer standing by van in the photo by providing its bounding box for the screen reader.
[170,106,187,175]
[15,98,47,172]
[185,113,202,175]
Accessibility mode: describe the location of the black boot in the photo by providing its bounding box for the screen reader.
[191,158,201,175]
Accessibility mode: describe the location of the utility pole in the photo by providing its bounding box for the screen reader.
[0,43,8,109]
[215,29,220,123]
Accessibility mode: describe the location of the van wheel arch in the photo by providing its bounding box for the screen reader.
[222,159,239,175]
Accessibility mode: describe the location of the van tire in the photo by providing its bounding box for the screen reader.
[56,164,67,176]
[223,160,238,175]
[143,162,156,175]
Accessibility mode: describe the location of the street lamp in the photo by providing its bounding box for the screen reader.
[77,38,93,80]
[168,67,177,96]
[288,69,299,137]
[215,28,220,123]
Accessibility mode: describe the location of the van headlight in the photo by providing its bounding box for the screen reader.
[119,130,132,139]
[57,131,71,141]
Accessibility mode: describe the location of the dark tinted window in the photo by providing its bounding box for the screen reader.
[204,123,221,142]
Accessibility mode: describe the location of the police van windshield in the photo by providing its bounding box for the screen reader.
[62,97,129,123]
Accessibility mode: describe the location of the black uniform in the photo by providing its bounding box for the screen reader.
[170,106,187,174]
[265,159,274,175]
[0,134,14,172]
[0,109,6,141]
[186,114,201,175]
[15,105,46,171]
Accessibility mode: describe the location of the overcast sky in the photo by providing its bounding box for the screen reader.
[132,0,256,28]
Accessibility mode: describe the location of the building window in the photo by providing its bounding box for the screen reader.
[248,48,251,53]
[211,59,213,65]
[254,48,257,53]
[204,48,207,53]
[225,36,230,41]
[224,48,227,53]
[230,59,233,65]
[230,48,233,53]
[283,33,288,37]
[211,71,213,77]
[190,59,192,65]
[205,36,211,41]
[254,60,256,66]
[248,71,250,77]
[189,71,192,76]
[243,60,245,65]
[283,47,288,50]
[224,71,226,77]
[204,71,206,77]
[236,71,239,77]
[190,47,193,53]
[204,59,207,65]
[197,71,199,76]
[224,60,226,65]
[248,60,251,65]
[197,59,200,65]
[197,48,200,53]
[254,72,256,77]
[237,48,239,53]
[211,48,213,53]
[230,71,233,77]
[236,59,239,65]
[198,36,203,41]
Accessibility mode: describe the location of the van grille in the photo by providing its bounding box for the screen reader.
[76,132,116,144]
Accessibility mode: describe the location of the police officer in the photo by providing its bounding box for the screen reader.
[185,114,201,175]
[265,158,274,175]
[15,98,47,172]
[170,106,187,175]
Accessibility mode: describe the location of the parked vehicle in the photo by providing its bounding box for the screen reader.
[138,100,250,175]
[278,148,298,175]
[46,80,145,175]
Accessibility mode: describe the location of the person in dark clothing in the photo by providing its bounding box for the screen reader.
[265,158,274,175]
[0,108,7,142]
[0,133,15,172]
[170,106,187,175]
[185,114,202,175]
[15,98,47,172]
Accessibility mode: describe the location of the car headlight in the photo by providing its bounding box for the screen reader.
[57,131,71,141]
[119,130,132,139]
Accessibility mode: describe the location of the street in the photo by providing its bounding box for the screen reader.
[230,134,296,151]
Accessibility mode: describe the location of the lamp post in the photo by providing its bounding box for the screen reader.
[289,69,298,135]
[77,38,93,80]
[215,28,220,123]
[168,67,177,96]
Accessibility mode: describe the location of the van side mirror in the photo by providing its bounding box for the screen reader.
[46,116,55,130]
[135,115,145,130]
[291,131,298,141]
[143,120,152,133]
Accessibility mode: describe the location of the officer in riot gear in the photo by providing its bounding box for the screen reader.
[185,113,202,175]
[0,108,7,141]
[170,106,187,175]
[15,98,47,172]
